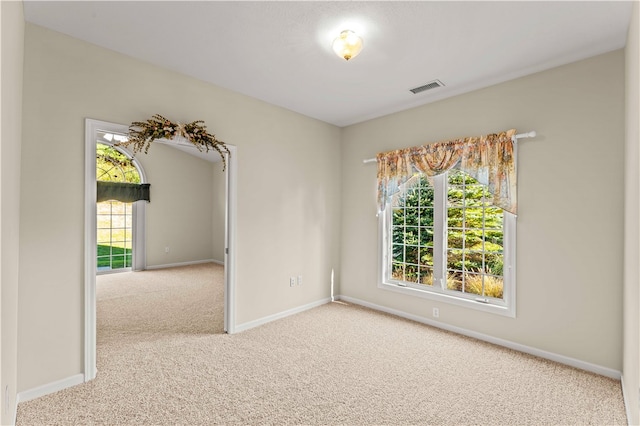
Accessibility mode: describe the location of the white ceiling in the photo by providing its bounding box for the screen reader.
[23,1,633,127]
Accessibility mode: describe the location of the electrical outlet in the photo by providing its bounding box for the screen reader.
[290,277,296,287]
[165,246,170,253]
[297,275,302,286]
[433,308,439,318]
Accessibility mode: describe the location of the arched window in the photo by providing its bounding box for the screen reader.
[381,170,516,317]
[96,136,144,273]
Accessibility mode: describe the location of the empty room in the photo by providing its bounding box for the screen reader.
[2,1,640,425]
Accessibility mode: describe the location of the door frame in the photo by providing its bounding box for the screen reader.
[83,118,237,381]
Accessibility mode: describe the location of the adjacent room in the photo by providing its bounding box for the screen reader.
[1,1,639,425]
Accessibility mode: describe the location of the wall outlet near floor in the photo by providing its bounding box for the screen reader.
[165,246,170,253]
[297,275,302,286]
[433,308,439,318]
[290,277,296,287]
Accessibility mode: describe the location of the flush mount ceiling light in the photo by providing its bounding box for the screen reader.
[332,30,363,61]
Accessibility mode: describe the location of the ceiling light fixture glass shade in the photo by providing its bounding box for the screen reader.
[332,30,363,61]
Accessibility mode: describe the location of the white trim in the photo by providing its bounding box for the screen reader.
[620,375,633,426]
[211,259,224,266]
[86,119,146,381]
[337,295,621,380]
[234,298,332,333]
[145,259,215,270]
[16,374,84,404]
[224,146,238,335]
[378,281,515,317]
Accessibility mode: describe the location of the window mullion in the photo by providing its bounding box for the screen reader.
[432,174,446,290]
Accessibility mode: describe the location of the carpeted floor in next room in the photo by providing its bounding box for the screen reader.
[16,263,627,425]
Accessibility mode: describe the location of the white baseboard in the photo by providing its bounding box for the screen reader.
[145,259,215,270]
[211,259,224,266]
[620,375,634,426]
[235,297,332,333]
[338,295,622,380]
[16,373,84,404]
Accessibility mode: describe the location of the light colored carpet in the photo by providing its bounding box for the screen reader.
[17,263,627,425]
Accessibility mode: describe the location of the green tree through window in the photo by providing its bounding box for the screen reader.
[391,170,505,299]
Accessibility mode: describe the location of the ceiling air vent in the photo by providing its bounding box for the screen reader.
[409,80,444,94]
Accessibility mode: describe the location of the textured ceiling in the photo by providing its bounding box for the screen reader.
[23,1,633,127]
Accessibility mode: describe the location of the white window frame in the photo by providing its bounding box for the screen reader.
[378,173,516,317]
[96,141,145,274]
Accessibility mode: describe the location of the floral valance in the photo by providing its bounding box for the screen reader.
[377,129,517,214]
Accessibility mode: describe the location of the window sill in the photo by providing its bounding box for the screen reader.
[379,281,516,318]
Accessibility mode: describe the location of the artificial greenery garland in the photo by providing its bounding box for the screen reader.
[116,114,230,170]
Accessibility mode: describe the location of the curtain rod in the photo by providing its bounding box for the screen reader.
[362,131,536,164]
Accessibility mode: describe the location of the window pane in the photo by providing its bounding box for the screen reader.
[418,207,434,226]
[464,273,484,295]
[484,275,504,299]
[464,207,484,227]
[447,273,463,293]
[392,243,405,261]
[97,215,112,228]
[111,255,125,268]
[97,229,111,244]
[110,202,126,214]
[405,265,419,283]
[405,246,419,265]
[447,208,463,227]
[419,247,434,267]
[392,208,406,226]
[448,186,464,207]
[464,229,484,250]
[447,248,464,272]
[97,203,112,214]
[485,229,503,247]
[391,263,404,281]
[419,226,434,247]
[418,266,433,286]
[444,170,505,300]
[447,230,464,249]
[404,226,419,245]
[392,225,405,247]
[463,250,484,273]
[111,214,126,228]
[485,252,504,276]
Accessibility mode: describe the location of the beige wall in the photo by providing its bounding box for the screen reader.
[340,51,625,371]
[18,24,341,392]
[623,1,640,424]
[1,1,24,424]
[137,144,215,268]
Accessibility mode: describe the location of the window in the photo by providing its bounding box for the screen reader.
[380,169,516,317]
[96,141,140,273]
[97,201,133,270]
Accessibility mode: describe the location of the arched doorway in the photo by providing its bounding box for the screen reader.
[84,118,237,381]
